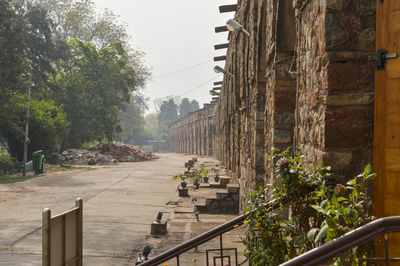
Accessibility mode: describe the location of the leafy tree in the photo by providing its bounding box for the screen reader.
[144,113,159,139]
[116,93,150,145]
[0,0,28,105]
[39,0,151,90]
[56,39,136,148]
[0,94,69,161]
[179,98,200,117]
[190,99,200,111]
[158,99,179,126]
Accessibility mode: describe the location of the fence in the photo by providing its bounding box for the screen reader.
[42,198,83,266]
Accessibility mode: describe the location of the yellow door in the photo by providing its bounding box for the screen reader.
[373,0,400,255]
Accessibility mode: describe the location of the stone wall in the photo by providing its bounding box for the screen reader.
[295,0,375,180]
[170,104,215,156]
[170,0,376,197]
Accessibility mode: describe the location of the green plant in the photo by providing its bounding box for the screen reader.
[309,164,376,265]
[0,150,19,176]
[202,168,209,177]
[172,173,188,183]
[211,167,219,176]
[242,148,375,265]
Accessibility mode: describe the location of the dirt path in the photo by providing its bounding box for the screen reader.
[0,153,192,265]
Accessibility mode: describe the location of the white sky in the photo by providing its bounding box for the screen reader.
[92,0,236,113]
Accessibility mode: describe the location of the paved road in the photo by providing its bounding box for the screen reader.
[0,153,191,265]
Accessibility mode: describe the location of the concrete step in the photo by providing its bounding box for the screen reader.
[227,183,240,194]
[199,183,210,188]
[209,181,223,188]
[216,190,229,200]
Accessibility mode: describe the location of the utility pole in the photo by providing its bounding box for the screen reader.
[23,77,31,177]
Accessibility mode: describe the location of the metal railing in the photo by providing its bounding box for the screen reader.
[139,213,246,266]
[281,216,400,266]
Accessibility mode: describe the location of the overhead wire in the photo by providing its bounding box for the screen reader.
[155,59,214,78]
[177,75,221,97]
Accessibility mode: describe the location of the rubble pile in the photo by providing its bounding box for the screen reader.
[90,143,156,162]
[61,143,157,165]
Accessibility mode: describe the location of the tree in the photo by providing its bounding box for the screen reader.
[158,99,179,126]
[56,39,136,148]
[116,92,150,145]
[39,0,151,90]
[190,99,200,111]
[179,98,200,117]
[0,0,28,106]
[0,93,69,161]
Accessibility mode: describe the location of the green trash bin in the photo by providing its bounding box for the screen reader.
[32,150,44,174]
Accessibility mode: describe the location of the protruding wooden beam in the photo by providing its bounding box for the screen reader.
[215,26,228,33]
[219,4,237,13]
[214,43,229,50]
[213,87,221,91]
[212,97,219,100]
[213,56,226,62]
[214,81,223,86]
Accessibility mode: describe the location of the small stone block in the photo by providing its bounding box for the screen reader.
[178,188,189,197]
[151,221,167,235]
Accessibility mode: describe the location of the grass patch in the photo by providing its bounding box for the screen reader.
[0,172,38,184]
[61,165,97,171]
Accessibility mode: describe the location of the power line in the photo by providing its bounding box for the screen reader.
[155,59,214,78]
[178,75,221,97]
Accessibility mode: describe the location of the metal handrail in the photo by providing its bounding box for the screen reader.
[139,214,246,266]
[281,216,400,266]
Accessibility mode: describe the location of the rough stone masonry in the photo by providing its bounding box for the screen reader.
[170,0,375,200]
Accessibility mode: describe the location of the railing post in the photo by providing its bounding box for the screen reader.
[42,208,51,266]
[220,234,223,266]
[384,234,389,266]
[76,198,83,266]
[176,254,180,266]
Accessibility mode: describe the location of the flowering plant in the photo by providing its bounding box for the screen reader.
[242,148,375,265]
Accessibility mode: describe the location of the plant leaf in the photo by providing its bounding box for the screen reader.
[312,204,328,215]
[307,228,318,242]
[315,224,328,243]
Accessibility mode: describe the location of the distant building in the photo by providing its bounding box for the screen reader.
[146,140,168,152]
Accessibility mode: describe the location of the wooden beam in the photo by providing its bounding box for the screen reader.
[213,87,221,90]
[219,4,237,13]
[215,26,228,33]
[214,81,223,86]
[212,97,219,100]
[213,56,226,62]
[214,43,229,50]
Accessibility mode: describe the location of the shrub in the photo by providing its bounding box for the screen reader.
[242,148,375,265]
[0,149,19,175]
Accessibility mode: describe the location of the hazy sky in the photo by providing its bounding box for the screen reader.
[92,0,235,112]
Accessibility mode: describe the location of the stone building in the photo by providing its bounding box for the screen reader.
[170,0,376,198]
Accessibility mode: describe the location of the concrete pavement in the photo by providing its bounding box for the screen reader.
[0,153,247,265]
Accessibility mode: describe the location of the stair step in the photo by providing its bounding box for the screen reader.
[174,207,194,213]
[199,183,210,188]
[209,182,223,188]
[227,184,240,193]
[216,190,229,200]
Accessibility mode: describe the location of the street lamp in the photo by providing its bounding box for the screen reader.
[214,66,234,77]
[226,19,250,37]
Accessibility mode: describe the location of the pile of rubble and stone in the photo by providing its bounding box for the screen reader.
[61,143,157,165]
